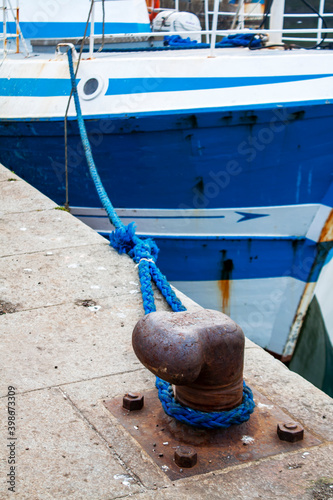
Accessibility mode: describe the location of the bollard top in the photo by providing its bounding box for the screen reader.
[132,309,245,411]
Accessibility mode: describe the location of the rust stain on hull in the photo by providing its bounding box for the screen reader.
[218,279,231,316]
[319,208,333,242]
[218,256,234,315]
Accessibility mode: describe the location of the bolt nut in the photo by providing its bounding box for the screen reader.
[277,422,304,443]
[122,393,144,411]
[174,446,197,468]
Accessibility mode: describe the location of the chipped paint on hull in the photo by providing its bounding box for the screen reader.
[282,208,333,360]
[319,208,333,242]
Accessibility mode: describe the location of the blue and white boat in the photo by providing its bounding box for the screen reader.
[0,0,332,393]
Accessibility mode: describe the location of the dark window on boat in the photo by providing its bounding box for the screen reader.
[83,78,99,96]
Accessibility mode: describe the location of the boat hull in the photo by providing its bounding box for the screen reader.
[1,49,333,361]
[1,101,333,357]
[1,102,333,209]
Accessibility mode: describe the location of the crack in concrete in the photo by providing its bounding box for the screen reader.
[0,367,147,399]
[0,241,108,259]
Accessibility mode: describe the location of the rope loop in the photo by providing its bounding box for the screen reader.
[156,378,255,429]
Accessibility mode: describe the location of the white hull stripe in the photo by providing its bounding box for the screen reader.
[70,204,330,241]
[2,51,333,119]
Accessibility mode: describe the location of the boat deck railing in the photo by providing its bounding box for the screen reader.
[2,0,333,58]
[86,0,333,56]
[203,0,333,45]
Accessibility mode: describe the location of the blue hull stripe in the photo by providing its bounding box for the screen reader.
[1,74,332,97]
[1,102,333,212]
[2,22,151,39]
[78,214,227,220]
[98,231,328,283]
[0,78,77,97]
[149,236,332,283]
[105,75,333,95]
[2,99,333,121]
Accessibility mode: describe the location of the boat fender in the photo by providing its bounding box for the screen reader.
[152,11,202,42]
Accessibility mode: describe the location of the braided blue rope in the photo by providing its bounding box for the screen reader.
[156,378,255,429]
[67,48,255,428]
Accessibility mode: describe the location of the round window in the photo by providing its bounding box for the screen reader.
[78,75,105,101]
[83,78,99,96]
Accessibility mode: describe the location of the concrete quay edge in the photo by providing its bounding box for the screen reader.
[0,164,332,500]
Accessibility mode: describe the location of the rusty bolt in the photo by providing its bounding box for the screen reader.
[174,446,197,468]
[122,392,144,411]
[277,422,304,443]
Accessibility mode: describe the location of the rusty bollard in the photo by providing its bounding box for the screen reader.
[132,309,245,412]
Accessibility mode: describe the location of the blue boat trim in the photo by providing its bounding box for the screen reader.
[77,214,227,220]
[104,75,333,96]
[0,79,78,98]
[98,231,325,283]
[2,102,333,210]
[1,98,333,123]
[116,233,303,241]
[1,75,333,97]
[2,22,151,39]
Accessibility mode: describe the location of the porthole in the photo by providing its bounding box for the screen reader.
[78,75,105,101]
[84,78,99,96]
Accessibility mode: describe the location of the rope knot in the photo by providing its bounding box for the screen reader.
[109,222,136,255]
[129,239,159,264]
[110,223,160,264]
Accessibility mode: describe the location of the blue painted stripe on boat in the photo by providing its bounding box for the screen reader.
[105,75,333,95]
[2,103,333,210]
[154,237,322,283]
[1,98,333,121]
[129,233,303,241]
[78,214,226,220]
[99,231,320,282]
[3,22,151,38]
[1,74,332,97]
[0,79,76,97]
[98,230,319,285]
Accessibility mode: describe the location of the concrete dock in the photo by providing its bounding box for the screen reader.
[1,163,332,499]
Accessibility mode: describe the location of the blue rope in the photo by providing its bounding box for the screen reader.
[217,33,263,48]
[79,34,263,54]
[66,48,255,428]
[163,34,263,49]
[156,378,255,429]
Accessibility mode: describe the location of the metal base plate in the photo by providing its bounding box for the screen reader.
[103,387,321,480]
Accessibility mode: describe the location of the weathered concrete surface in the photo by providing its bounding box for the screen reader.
[1,164,332,499]
[2,388,144,499]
